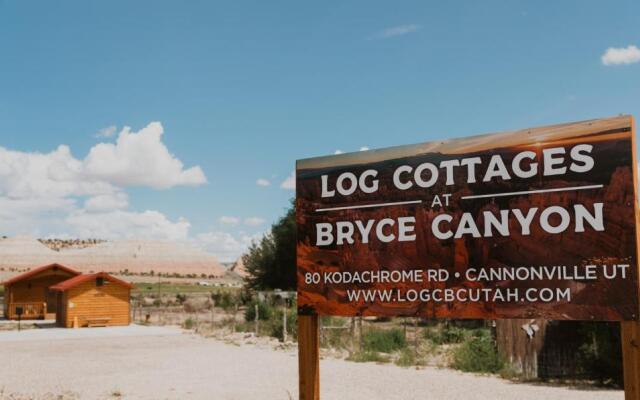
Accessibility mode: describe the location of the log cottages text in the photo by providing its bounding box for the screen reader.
[314,144,605,246]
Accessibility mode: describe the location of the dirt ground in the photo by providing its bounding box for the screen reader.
[0,325,623,400]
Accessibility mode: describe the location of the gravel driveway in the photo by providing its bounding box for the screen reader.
[0,325,623,400]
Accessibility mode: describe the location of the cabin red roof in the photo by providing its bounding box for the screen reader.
[1,263,81,286]
[50,272,134,291]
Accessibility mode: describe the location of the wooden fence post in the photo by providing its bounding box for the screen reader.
[211,299,215,328]
[350,317,355,355]
[283,300,288,342]
[413,317,419,357]
[358,316,363,352]
[254,303,259,335]
[298,314,319,400]
[622,320,640,399]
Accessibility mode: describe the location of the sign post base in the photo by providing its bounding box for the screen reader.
[298,314,319,400]
[622,321,640,400]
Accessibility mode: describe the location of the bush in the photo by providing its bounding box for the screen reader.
[452,330,503,373]
[577,322,622,385]
[244,300,274,322]
[348,351,389,363]
[183,317,195,330]
[424,324,468,345]
[395,348,416,367]
[212,291,239,312]
[175,293,187,304]
[363,328,406,353]
[269,309,298,341]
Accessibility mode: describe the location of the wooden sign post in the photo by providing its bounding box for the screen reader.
[624,116,639,400]
[622,321,640,400]
[296,116,640,399]
[298,315,319,400]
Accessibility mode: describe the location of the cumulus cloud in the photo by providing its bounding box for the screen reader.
[0,122,267,261]
[0,145,114,201]
[0,122,205,204]
[370,24,421,40]
[0,121,208,246]
[66,210,191,241]
[84,122,207,189]
[84,192,129,212]
[280,171,296,190]
[195,231,262,262]
[219,216,240,226]
[95,125,117,138]
[360,146,370,151]
[602,45,640,66]
[334,150,344,155]
[256,178,271,187]
[244,217,265,226]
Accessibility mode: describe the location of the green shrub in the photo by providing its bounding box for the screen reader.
[395,348,416,367]
[175,293,187,304]
[269,309,298,341]
[244,300,274,322]
[363,328,406,353]
[183,317,195,330]
[348,351,389,363]
[424,324,468,344]
[452,331,503,373]
[577,322,622,385]
[212,291,239,311]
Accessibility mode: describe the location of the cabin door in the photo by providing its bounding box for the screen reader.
[45,289,57,313]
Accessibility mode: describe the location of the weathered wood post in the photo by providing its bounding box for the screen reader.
[413,317,419,357]
[283,299,288,342]
[254,303,259,335]
[211,299,215,328]
[623,115,639,400]
[298,314,319,400]
[620,117,640,400]
[359,316,363,352]
[350,317,356,355]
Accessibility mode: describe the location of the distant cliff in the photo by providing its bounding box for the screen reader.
[0,236,225,277]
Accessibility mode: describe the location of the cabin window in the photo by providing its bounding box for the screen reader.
[96,277,105,287]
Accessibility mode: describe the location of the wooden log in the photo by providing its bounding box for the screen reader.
[298,314,319,400]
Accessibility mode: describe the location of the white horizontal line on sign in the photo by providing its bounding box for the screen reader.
[316,200,423,212]
[461,184,604,200]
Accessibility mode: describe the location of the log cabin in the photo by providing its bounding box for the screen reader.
[51,272,133,328]
[2,263,81,320]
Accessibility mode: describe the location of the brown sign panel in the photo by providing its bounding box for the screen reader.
[296,116,639,321]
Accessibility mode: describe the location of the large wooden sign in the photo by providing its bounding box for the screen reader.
[296,116,639,321]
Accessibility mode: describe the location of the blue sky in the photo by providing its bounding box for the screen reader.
[0,0,638,261]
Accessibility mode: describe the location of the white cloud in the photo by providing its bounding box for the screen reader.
[95,125,117,138]
[195,231,262,262]
[0,144,116,202]
[602,45,640,66]
[0,121,208,245]
[84,122,207,189]
[256,178,271,187]
[66,210,191,241]
[84,192,129,212]
[360,146,370,151]
[280,171,296,190]
[371,24,421,40]
[219,216,240,226]
[334,149,344,155]
[244,217,265,226]
[0,122,205,202]
[0,122,272,261]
